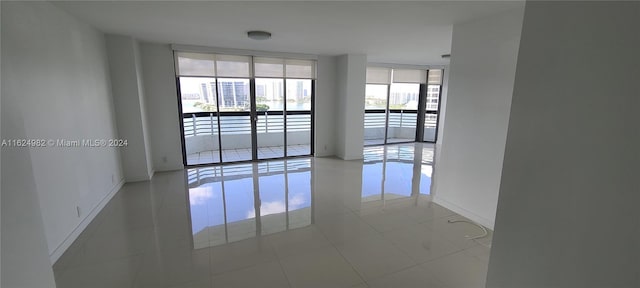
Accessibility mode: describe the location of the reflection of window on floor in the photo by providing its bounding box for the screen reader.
[188,159,312,249]
[362,144,434,205]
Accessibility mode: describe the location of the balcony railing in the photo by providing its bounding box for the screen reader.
[183,111,311,137]
[363,110,438,130]
[364,109,439,144]
[364,109,418,129]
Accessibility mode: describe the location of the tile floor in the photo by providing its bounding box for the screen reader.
[53,143,492,288]
[187,144,311,165]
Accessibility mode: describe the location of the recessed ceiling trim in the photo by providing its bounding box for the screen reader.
[367,62,447,70]
[171,44,318,60]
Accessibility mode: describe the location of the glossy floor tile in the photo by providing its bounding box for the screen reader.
[53,143,492,288]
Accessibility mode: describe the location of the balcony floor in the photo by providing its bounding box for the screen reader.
[187,144,311,165]
[364,137,415,146]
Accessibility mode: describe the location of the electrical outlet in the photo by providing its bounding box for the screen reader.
[111,174,115,184]
[324,145,327,151]
[162,156,167,163]
[76,206,81,218]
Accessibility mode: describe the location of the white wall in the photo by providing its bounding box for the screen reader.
[314,55,338,157]
[105,34,153,181]
[432,6,524,229]
[487,2,640,287]
[335,54,367,160]
[1,1,124,267]
[138,42,184,171]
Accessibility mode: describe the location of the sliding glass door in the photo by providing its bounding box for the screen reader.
[364,67,442,146]
[176,52,315,166]
[180,77,222,165]
[387,83,420,144]
[218,78,252,162]
[285,78,312,156]
[363,84,388,146]
[255,78,285,160]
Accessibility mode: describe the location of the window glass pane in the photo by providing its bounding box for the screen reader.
[256,78,284,111]
[286,79,312,111]
[392,69,426,83]
[179,77,218,113]
[424,113,438,142]
[424,82,440,142]
[217,78,250,111]
[216,54,251,77]
[389,83,420,110]
[428,69,443,84]
[254,57,284,78]
[364,84,387,145]
[285,59,315,78]
[366,67,391,84]
[426,85,440,111]
[365,84,388,109]
[176,52,216,76]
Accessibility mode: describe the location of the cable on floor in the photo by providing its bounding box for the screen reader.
[447,219,492,248]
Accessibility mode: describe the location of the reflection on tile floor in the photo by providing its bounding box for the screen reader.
[187,144,311,165]
[53,143,492,288]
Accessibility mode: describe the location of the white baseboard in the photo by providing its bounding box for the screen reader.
[49,179,125,264]
[339,153,363,161]
[432,195,495,230]
[314,150,335,158]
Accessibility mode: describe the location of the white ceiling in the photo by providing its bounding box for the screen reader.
[54,1,522,65]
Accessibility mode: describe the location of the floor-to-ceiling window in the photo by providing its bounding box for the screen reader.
[364,67,442,146]
[176,52,315,166]
[423,69,443,142]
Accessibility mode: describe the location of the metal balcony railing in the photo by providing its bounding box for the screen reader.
[364,110,387,129]
[364,109,418,129]
[183,111,311,137]
[364,110,438,130]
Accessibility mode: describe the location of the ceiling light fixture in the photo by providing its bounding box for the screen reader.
[247,30,272,40]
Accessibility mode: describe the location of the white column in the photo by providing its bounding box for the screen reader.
[335,54,366,160]
[106,34,153,181]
